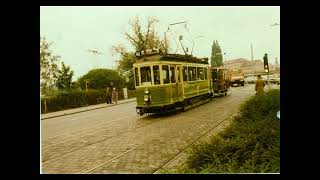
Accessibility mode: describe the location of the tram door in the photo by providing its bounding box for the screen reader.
[170,65,178,102]
[176,65,183,101]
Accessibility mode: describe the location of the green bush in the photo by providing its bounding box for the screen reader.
[41,89,105,113]
[41,89,136,114]
[180,89,280,173]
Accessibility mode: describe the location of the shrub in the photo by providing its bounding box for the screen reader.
[41,88,136,114]
[182,89,280,173]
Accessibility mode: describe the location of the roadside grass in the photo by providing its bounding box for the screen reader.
[162,89,280,173]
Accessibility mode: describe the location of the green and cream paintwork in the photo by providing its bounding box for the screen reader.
[133,55,212,109]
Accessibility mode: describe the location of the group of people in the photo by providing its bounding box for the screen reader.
[106,87,118,104]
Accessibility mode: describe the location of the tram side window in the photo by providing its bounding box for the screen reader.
[162,65,170,84]
[197,67,204,80]
[170,66,176,83]
[183,66,188,82]
[135,68,139,86]
[204,67,207,80]
[189,67,196,81]
[153,65,160,85]
[140,66,152,86]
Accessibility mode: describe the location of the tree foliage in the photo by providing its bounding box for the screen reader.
[124,16,166,52]
[112,16,169,89]
[77,69,125,90]
[112,45,137,76]
[55,62,74,90]
[40,36,60,93]
[210,40,224,67]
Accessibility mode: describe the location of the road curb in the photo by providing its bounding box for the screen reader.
[41,98,136,120]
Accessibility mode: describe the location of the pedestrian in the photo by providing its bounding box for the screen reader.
[255,75,265,96]
[106,86,112,104]
[112,87,118,104]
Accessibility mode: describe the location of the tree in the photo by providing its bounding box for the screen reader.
[77,69,125,90]
[124,16,167,53]
[210,40,224,67]
[55,62,74,90]
[112,16,168,89]
[40,36,60,93]
[112,45,137,77]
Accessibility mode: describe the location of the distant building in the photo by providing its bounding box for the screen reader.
[225,58,280,75]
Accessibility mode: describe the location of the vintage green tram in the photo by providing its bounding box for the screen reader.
[133,50,213,116]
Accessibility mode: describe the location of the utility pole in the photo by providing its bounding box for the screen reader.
[251,43,253,61]
[164,31,168,54]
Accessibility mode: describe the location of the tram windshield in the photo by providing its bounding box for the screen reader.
[140,66,152,86]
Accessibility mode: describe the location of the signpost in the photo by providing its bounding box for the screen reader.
[124,78,129,99]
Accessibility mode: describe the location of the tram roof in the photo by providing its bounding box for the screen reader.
[211,67,229,70]
[135,53,209,65]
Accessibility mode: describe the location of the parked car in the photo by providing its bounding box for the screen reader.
[261,74,280,85]
[245,75,256,84]
[269,74,278,84]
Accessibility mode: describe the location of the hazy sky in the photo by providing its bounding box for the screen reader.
[40,6,280,80]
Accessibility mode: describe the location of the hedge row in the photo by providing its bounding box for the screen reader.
[41,89,136,114]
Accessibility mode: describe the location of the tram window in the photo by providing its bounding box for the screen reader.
[189,67,196,81]
[177,66,181,82]
[153,65,160,85]
[134,68,139,86]
[183,66,188,82]
[170,66,176,83]
[162,65,170,84]
[204,67,207,80]
[140,66,152,86]
[197,67,204,80]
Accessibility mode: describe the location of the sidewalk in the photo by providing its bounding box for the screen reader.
[41,98,136,120]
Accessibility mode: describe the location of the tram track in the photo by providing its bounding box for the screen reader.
[42,96,218,163]
[42,86,256,173]
[79,98,236,174]
[41,103,137,142]
[42,114,159,163]
[152,109,238,174]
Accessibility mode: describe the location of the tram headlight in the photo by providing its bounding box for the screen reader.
[144,95,149,102]
[144,89,151,102]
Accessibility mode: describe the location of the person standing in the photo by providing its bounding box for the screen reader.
[106,86,112,104]
[255,75,265,96]
[112,87,118,104]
